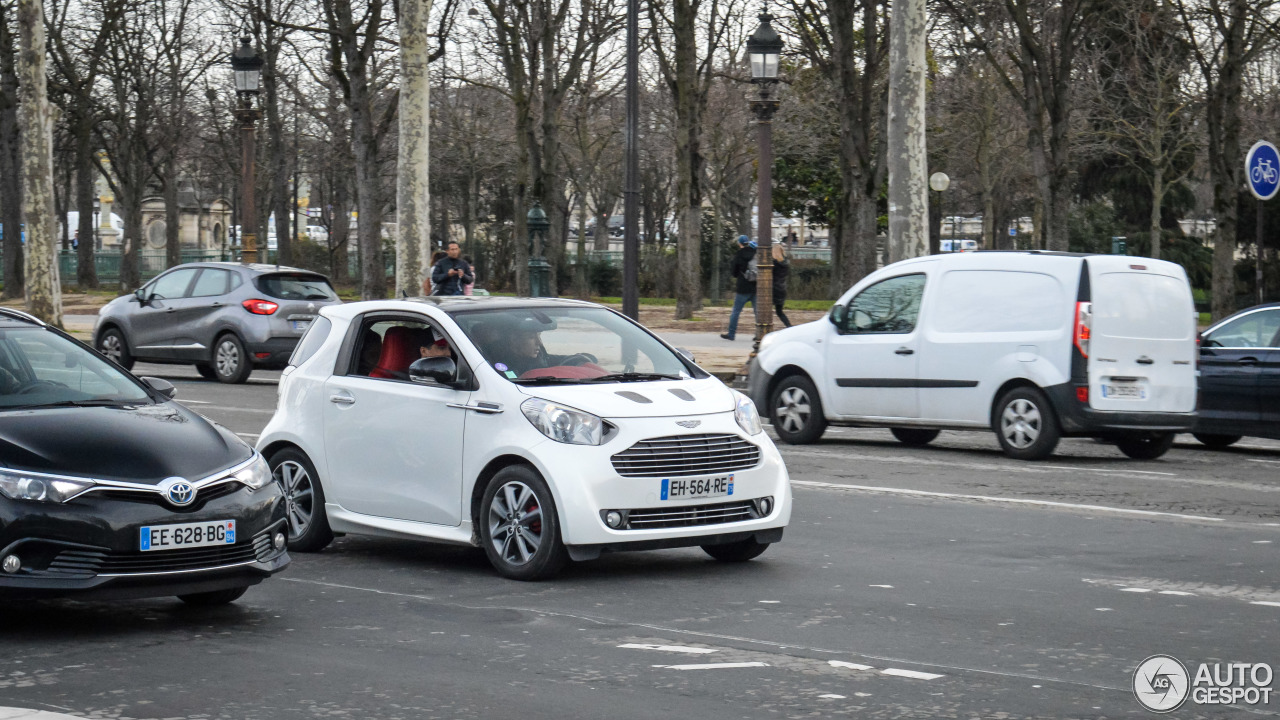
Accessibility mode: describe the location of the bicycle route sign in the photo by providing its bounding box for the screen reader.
[1247,140,1280,201]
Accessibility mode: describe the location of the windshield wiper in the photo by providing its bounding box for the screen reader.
[6,398,143,410]
[585,373,684,383]
[511,377,587,385]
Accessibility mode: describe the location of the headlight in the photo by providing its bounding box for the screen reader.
[233,454,273,490]
[758,331,778,353]
[733,391,762,435]
[521,398,605,445]
[0,470,95,503]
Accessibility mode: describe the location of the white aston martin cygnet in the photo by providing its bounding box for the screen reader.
[257,297,791,579]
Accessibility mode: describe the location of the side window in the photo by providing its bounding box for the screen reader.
[190,269,231,298]
[149,268,198,300]
[351,317,459,381]
[843,274,927,334]
[1261,310,1280,348]
[1205,313,1265,348]
[289,316,332,367]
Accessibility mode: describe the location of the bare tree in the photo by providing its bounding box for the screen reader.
[0,0,22,299]
[16,0,62,323]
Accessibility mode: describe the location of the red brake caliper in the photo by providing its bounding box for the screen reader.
[528,500,541,535]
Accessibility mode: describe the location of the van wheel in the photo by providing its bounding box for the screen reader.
[269,448,333,552]
[891,428,940,446]
[212,334,252,384]
[97,328,134,370]
[1115,432,1175,460]
[770,375,827,445]
[994,387,1061,460]
[480,465,569,581]
[1193,433,1241,449]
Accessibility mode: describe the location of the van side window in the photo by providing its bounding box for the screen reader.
[843,274,926,334]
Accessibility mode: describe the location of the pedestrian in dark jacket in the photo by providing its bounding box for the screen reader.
[721,235,758,341]
[431,241,474,296]
[772,242,791,328]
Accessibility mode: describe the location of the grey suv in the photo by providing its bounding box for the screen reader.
[94,263,341,383]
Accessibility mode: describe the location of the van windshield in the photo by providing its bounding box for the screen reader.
[0,328,152,409]
[450,306,694,383]
[1093,273,1194,340]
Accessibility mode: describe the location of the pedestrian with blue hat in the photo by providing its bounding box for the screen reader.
[721,234,758,341]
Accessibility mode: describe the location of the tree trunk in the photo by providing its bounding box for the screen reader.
[163,156,181,268]
[0,7,22,300]
[16,0,61,325]
[331,174,351,284]
[886,0,928,263]
[395,0,432,297]
[672,0,703,319]
[1206,0,1246,321]
[75,124,97,287]
[576,192,588,297]
[119,187,143,291]
[1150,167,1163,260]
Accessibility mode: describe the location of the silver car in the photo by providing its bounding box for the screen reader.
[94,263,341,383]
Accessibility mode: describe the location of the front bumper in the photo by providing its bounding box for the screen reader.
[521,411,792,550]
[1046,383,1197,435]
[746,358,773,415]
[0,483,290,600]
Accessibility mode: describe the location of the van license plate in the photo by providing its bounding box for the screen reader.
[661,475,734,501]
[140,520,236,551]
[1102,383,1146,399]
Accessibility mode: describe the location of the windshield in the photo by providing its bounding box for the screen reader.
[0,328,152,409]
[451,306,694,383]
[255,273,338,301]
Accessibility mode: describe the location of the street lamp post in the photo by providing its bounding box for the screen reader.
[747,12,783,359]
[527,202,552,298]
[929,172,949,252]
[231,36,263,264]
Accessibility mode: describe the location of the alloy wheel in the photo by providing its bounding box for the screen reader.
[216,340,240,377]
[1001,398,1042,449]
[274,460,314,540]
[775,387,811,434]
[100,334,122,362]
[487,481,543,566]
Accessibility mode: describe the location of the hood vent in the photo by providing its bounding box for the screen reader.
[615,391,652,404]
[668,389,695,401]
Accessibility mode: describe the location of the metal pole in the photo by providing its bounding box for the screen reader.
[237,101,260,265]
[622,0,640,320]
[1258,199,1265,305]
[751,83,779,359]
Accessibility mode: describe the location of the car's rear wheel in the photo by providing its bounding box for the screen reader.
[702,538,770,562]
[1193,433,1241,449]
[891,428,940,446]
[97,328,134,370]
[269,448,333,552]
[178,586,248,606]
[213,334,252,384]
[480,465,568,581]
[994,387,1061,460]
[1115,432,1176,460]
[770,374,827,444]
[195,363,217,380]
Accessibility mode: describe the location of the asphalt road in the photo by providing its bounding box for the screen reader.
[2,363,1277,719]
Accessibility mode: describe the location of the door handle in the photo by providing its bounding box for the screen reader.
[1136,356,1154,365]
[329,393,356,405]
[894,347,914,356]
[1237,357,1259,366]
[447,402,504,414]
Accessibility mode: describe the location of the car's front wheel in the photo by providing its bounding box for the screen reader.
[213,334,252,384]
[195,363,217,380]
[269,448,333,552]
[178,586,248,606]
[994,387,1061,460]
[770,374,827,444]
[97,328,134,370]
[480,465,569,581]
[1115,432,1176,460]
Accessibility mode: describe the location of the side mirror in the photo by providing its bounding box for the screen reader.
[409,356,458,386]
[829,304,846,331]
[675,348,696,364]
[141,376,177,399]
[133,288,146,303]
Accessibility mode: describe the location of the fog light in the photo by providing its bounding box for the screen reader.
[605,511,624,529]
[255,352,272,360]
[2,555,20,574]
[273,532,286,550]
[757,497,773,517]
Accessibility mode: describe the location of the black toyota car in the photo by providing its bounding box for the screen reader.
[0,307,289,604]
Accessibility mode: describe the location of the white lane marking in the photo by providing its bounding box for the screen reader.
[829,660,874,671]
[1120,588,1152,593]
[1085,578,1280,605]
[618,643,716,654]
[1254,540,1272,544]
[869,584,894,588]
[187,404,275,415]
[1251,601,1280,608]
[0,709,87,720]
[758,600,780,604]
[1159,591,1195,596]
[854,692,872,698]
[818,694,846,699]
[791,480,1225,522]
[882,668,945,681]
[653,662,768,670]
[1040,464,1176,477]
[176,398,211,404]
[1247,458,1280,465]
[1096,608,1113,612]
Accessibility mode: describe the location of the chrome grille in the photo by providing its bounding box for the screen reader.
[610,434,761,478]
[624,500,759,530]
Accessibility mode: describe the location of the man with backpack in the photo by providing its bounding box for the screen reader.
[721,234,758,341]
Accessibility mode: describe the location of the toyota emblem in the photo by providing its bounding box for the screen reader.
[163,478,196,507]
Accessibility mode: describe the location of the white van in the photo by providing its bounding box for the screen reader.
[748,251,1198,460]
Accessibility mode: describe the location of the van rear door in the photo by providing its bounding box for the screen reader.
[1086,258,1197,413]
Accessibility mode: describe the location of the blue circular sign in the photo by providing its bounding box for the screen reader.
[1246,140,1280,200]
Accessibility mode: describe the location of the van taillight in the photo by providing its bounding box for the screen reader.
[1073,301,1092,358]
[1076,386,1089,403]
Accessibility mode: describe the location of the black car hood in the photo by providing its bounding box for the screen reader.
[0,403,252,485]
